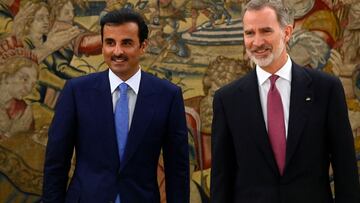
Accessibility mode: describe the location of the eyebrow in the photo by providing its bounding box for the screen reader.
[122,38,134,43]
[104,38,114,42]
[260,27,274,32]
[244,27,274,33]
[243,29,254,33]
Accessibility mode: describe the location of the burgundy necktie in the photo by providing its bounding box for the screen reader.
[267,75,286,175]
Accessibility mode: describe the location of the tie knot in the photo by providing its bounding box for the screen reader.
[119,83,128,93]
[269,75,279,87]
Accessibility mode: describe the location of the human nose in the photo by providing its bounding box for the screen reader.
[252,34,264,47]
[113,44,124,55]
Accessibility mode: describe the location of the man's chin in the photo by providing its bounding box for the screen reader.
[109,64,128,72]
[250,55,273,67]
[111,61,127,66]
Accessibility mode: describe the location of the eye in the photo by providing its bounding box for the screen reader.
[122,40,133,47]
[104,39,115,46]
[244,31,254,36]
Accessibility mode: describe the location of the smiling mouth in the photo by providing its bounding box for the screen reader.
[250,46,272,57]
[111,55,128,63]
[254,49,269,54]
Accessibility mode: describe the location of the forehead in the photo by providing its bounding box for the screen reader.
[36,6,49,16]
[15,66,37,76]
[62,1,74,10]
[103,22,139,41]
[243,7,279,30]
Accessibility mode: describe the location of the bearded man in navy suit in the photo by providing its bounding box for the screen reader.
[43,8,189,203]
[210,0,360,202]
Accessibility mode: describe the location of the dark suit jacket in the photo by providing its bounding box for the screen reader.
[210,63,360,203]
[43,70,189,203]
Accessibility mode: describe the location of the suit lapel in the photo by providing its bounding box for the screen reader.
[236,70,279,175]
[92,70,119,163]
[285,64,312,169]
[120,71,155,171]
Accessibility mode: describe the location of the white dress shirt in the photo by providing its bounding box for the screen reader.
[109,68,141,128]
[256,56,292,138]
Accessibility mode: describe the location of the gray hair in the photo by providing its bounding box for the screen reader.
[243,0,294,28]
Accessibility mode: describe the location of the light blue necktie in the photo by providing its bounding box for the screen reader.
[115,82,129,203]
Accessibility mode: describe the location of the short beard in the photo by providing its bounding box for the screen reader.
[246,36,286,68]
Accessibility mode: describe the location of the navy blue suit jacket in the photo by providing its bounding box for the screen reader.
[211,63,360,203]
[43,70,189,203]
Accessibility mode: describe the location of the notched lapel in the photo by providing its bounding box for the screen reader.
[238,71,279,175]
[92,70,119,162]
[285,65,312,169]
[120,72,155,170]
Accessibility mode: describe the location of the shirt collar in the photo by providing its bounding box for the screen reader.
[256,55,292,86]
[109,67,141,94]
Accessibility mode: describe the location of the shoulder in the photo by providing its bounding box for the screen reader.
[293,63,341,88]
[215,69,255,98]
[68,70,106,85]
[142,71,181,94]
[63,70,108,93]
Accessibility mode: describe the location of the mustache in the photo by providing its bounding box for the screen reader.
[249,45,272,52]
[111,54,128,61]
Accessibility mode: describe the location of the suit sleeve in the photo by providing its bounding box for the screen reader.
[163,86,190,203]
[210,91,236,203]
[327,77,360,203]
[42,80,77,203]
